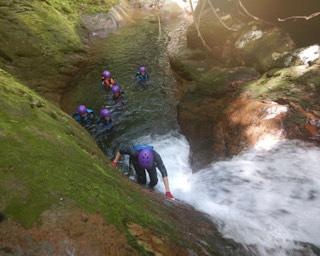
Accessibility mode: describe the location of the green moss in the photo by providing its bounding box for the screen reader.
[243,66,320,112]
[0,68,174,239]
[237,27,294,72]
[0,0,118,102]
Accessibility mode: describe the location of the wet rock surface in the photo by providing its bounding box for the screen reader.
[0,197,253,256]
[171,17,320,169]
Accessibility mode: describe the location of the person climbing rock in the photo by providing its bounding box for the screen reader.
[112,144,175,199]
[73,105,97,134]
[135,66,149,84]
[95,107,113,138]
[101,70,116,91]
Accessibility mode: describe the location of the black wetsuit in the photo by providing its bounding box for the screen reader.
[119,145,168,188]
[73,110,97,134]
[95,119,113,138]
[113,94,125,106]
[135,72,149,82]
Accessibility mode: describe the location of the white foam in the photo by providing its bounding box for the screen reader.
[137,133,320,255]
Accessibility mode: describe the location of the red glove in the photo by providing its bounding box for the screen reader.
[165,191,175,200]
[111,160,118,169]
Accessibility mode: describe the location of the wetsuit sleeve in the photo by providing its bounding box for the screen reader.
[72,113,81,122]
[154,151,168,177]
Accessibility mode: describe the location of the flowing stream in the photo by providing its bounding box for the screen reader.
[150,134,320,256]
[63,7,320,256]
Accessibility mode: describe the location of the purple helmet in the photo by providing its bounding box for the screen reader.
[77,105,87,115]
[101,70,112,79]
[100,108,111,118]
[139,66,146,73]
[138,149,154,169]
[111,84,121,95]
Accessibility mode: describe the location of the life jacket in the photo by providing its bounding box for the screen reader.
[136,72,148,81]
[133,144,154,152]
[103,78,116,89]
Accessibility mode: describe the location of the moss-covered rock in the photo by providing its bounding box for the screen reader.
[0,68,250,255]
[173,40,320,169]
[0,0,118,103]
[233,25,295,72]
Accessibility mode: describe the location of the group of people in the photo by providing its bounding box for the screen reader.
[73,66,175,200]
[73,105,113,138]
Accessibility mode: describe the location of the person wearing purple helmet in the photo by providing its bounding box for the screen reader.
[101,70,112,79]
[111,84,125,106]
[135,66,149,83]
[101,70,116,91]
[100,107,112,119]
[73,104,96,128]
[95,107,113,137]
[112,144,174,199]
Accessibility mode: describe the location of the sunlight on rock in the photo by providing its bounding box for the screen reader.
[235,30,263,49]
[297,44,320,65]
[166,0,198,13]
[264,104,288,120]
[291,64,311,77]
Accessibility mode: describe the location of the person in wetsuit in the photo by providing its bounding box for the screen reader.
[111,84,125,108]
[135,66,150,83]
[95,107,113,138]
[73,105,97,134]
[112,144,174,199]
[101,70,117,91]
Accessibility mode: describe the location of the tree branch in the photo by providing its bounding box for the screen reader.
[188,0,213,52]
[207,0,238,31]
[197,0,207,26]
[238,0,259,21]
[238,0,273,25]
[278,11,320,22]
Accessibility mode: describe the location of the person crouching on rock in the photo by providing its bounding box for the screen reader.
[112,144,175,200]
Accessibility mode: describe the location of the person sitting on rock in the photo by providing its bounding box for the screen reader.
[95,107,113,138]
[73,105,97,134]
[101,70,117,91]
[112,144,175,199]
[135,66,149,83]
